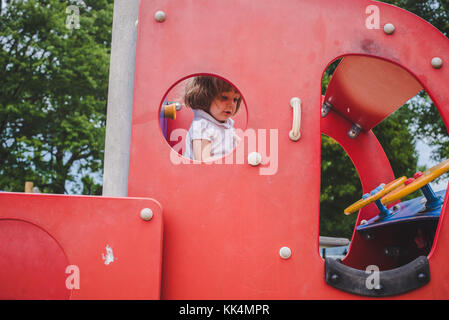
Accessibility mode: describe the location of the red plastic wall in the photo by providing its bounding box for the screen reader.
[129,0,449,299]
[0,193,163,299]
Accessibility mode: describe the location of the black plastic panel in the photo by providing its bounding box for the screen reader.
[324,256,430,297]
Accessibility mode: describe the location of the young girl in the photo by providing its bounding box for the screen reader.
[183,76,242,161]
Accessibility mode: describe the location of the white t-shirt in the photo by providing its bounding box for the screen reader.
[184,109,238,160]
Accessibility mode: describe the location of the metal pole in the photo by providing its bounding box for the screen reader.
[102,0,140,197]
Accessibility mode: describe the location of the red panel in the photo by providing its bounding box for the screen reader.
[128,0,449,299]
[324,56,423,131]
[0,193,163,300]
[0,219,70,299]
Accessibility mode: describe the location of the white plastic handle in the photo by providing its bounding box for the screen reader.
[289,97,301,141]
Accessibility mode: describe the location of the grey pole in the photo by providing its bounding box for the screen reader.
[102,0,140,197]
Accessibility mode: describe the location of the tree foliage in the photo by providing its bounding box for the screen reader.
[0,0,113,194]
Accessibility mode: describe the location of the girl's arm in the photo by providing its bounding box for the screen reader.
[192,139,216,161]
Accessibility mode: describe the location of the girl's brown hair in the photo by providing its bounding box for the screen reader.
[184,76,242,114]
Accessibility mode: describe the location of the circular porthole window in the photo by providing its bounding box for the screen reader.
[160,74,247,162]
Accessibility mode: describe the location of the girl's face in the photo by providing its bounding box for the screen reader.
[209,90,240,122]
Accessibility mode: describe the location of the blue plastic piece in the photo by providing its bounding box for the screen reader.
[160,99,169,139]
[370,185,384,196]
[420,184,443,211]
[374,199,390,218]
[357,189,446,231]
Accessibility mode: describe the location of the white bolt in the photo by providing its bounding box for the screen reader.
[431,57,443,69]
[360,219,368,225]
[384,23,395,35]
[248,152,262,166]
[279,246,292,259]
[154,10,166,23]
[140,208,153,221]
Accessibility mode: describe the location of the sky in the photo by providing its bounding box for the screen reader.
[416,140,448,192]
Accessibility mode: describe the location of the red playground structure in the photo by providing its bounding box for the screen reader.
[1,0,449,299]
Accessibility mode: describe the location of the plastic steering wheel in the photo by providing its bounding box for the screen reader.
[381,158,449,205]
[344,176,407,215]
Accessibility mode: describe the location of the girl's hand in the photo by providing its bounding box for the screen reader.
[193,139,216,162]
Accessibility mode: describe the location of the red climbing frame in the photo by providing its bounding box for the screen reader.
[1,0,449,300]
[129,0,449,299]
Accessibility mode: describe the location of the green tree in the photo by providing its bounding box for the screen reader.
[320,135,362,237]
[0,0,113,194]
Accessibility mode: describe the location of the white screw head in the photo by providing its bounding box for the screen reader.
[360,219,368,225]
[384,23,395,35]
[140,208,153,221]
[154,10,166,23]
[279,246,292,259]
[248,152,262,166]
[431,57,443,69]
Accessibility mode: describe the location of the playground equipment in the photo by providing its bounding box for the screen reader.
[1,0,449,299]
